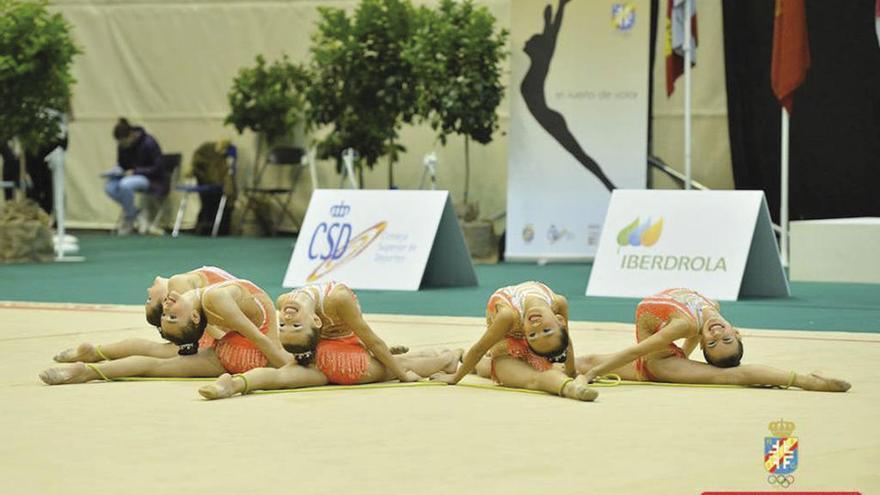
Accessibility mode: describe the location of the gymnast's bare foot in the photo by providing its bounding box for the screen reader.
[53,343,102,363]
[801,373,851,392]
[199,373,238,400]
[562,374,599,402]
[39,363,95,385]
[443,349,464,373]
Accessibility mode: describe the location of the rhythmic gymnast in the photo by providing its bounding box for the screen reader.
[576,288,851,392]
[198,281,461,399]
[40,278,291,385]
[52,266,236,363]
[430,281,597,401]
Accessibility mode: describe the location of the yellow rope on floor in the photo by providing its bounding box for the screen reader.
[456,383,547,395]
[253,381,445,395]
[112,377,213,382]
[104,373,751,391]
[592,373,749,389]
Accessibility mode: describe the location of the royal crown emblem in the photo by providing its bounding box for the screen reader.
[764,419,798,488]
[330,201,351,218]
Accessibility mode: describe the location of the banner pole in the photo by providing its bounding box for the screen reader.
[51,147,65,260]
[780,108,790,267]
[49,146,83,262]
[307,147,319,191]
[683,0,692,190]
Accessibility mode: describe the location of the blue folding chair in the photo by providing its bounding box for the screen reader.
[172,144,237,237]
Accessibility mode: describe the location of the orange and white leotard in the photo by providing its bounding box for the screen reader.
[193,266,237,349]
[485,281,557,382]
[633,288,719,381]
[204,279,273,374]
[196,266,236,285]
[290,282,369,385]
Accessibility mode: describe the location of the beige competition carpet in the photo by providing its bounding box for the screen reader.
[1,302,876,495]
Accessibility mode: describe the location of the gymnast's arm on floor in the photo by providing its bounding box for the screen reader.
[680,334,701,358]
[581,318,692,382]
[331,289,418,382]
[203,289,291,367]
[550,294,576,376]
[432,307,514,385]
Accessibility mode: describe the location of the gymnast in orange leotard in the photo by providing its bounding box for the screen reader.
[52,266,237,363]
[576,288,850,392]
[196,281,461,399]
[430,281,597,401]
[39,279,293,385]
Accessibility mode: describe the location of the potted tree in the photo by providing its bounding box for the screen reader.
[225,54,309,184]
[225,54,308,234]
[306,0,417,188]
[0,0,79,262]
[404,0,507,258]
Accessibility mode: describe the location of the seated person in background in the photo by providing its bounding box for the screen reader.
[190,140,236,235]
[103,118,167,235]
[25,109,70,215]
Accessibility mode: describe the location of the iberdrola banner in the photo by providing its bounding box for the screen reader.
[506,0,650,261]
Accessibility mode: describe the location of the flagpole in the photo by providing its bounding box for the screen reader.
[683,0,692,190]
[780,108,790,267]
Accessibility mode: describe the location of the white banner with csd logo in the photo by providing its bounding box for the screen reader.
[506,0,650,261]
[282,189,477,291]
[586,190,790,301]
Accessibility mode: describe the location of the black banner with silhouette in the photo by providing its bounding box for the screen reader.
[723,0,880,222]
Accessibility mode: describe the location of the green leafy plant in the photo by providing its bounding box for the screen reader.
[225,54,309,178]
[306,0,417,188]
[0,0,79,196]
[404,0,508,203]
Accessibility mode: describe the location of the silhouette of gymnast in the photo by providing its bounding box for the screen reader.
[521,0,617,191]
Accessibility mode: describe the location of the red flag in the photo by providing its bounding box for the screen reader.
[771,0,811,113]
[875,0,879,47]
[665,0,698,97]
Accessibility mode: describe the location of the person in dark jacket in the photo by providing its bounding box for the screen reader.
[104,118,167,234]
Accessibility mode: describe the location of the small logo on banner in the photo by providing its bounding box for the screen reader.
[522,224,535,243]
[547,224,574,244]
[616,217,663,250]
[330,201,351,218]
[764,419,798,489]
[615,216,727,272]
[611,3,636,32]
[306,201,387,282]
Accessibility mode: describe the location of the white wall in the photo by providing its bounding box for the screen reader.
[50,0,730,230]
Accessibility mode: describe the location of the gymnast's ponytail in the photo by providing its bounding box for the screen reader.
[283,327,319,365]
[160,307,209,355]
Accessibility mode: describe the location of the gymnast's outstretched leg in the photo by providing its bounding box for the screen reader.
[199,365,329,400]
[646,357,851,392]
[40,351,226,385]
[54,338,177,363]
[493,357,598,401]
[367,348,463,383]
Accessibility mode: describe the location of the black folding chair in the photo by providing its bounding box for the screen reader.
[241,146,305,235]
